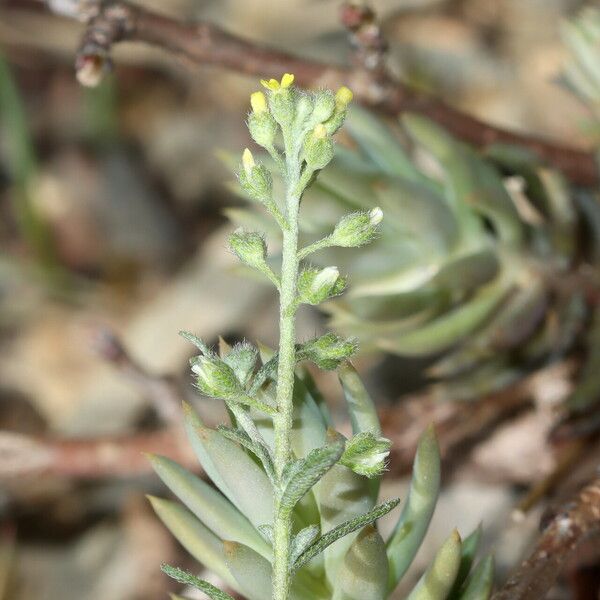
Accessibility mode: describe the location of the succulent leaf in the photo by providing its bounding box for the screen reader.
[449,525,483,598]
[387,426,441,590]
[457,556,494,600]
[331,526,388,600]
[148,496,237,590]
[224,542,273,600]
[405,529,463,600]
[149,454,271,559]
[183,406,274,529]
[292,498,400,572]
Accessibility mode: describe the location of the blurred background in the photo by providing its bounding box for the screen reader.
[0,0,599,598]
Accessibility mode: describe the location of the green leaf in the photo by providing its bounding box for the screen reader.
[406,530,463,600]
[458,556,494,600]
[218,425,276,484]
[224,542,272,600]
[448,525,482,599]
[182,404,273,530]
[290,525,320,565]
[338,362,381,436]
[378,277,511,356]
[279,435,345,515]
[387,426,441,591]
[317,463,375,584]
[148,454,271,559]
[161,564,235,600]
[332,526,388,600]
[148,496,237,590]
[293,498,400,572]
[346,105,415,179]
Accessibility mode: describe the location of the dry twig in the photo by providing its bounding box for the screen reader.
[41,0,599,187]
[492,478,600,600]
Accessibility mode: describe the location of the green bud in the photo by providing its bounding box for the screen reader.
[331,207,383,247]
[191,354,243,399]
[248,112,278,148]
[300,333,358,370]
[323,86,353,135]
[223,341,259,387]
[303,124,334,170]
[340,431,391,478]
[298,266,347,305]
[267,88,296,128]
[229,229,268,270]
[294,92,315,127]
[239,148,273,203]
[310,89,336,125]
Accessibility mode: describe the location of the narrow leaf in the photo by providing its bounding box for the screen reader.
[406,530,463,600]
[290,525,320,564]
[148,496,237,589]
[458,556,494,600]
[183,404,273,529]
[293,498,400,572]
[338,362,381,436]
[148,454,270,559]
[448,525,482,599]
[279,435,345,515]
[332,526,388,600]
[387,425,441,591]
[317,463,374,584]
[161,564,235,600]
[224,542,272,600]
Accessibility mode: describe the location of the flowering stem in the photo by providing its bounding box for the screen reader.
[272,142,302,600]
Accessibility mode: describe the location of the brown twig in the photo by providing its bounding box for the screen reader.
[42,0,599,187]
[492,477,600,600]
[0,427,196,479]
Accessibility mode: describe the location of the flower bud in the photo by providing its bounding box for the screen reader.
[303,124,334,170]
[248,92,278,148]
[294,92,315,126]
[311,90,336,124]
[335,86,353,108]
[191,354,243,399]
[323,86,353,135]
[331,207,383,247]
[223,341,258,387]
[262,74,296,128]
[239,148,273,202]
[340,431,391,478]
[300,333,358,370]
[298,266,346,305]
[228,229,268,270]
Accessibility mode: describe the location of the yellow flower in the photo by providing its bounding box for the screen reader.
[260,73,295,91]
[250,91,267,113]
[335,86,353,108]
[242,148,255,176]
[313,123,328,139]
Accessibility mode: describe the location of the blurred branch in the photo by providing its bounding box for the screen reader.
[492,477,600,600]
[0,360,571,481]
[41,0,599,187]
[0,427,196,478]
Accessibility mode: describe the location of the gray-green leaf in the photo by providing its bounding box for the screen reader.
[148,454,271,559]
[292,498,400,572]
[387,425,441,591]
[161,564,235,600]
[332,526,388,600]
[279,435,345,516]
[406,530,463,600]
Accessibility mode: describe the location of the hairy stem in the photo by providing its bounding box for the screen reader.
[272,144,302,600]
